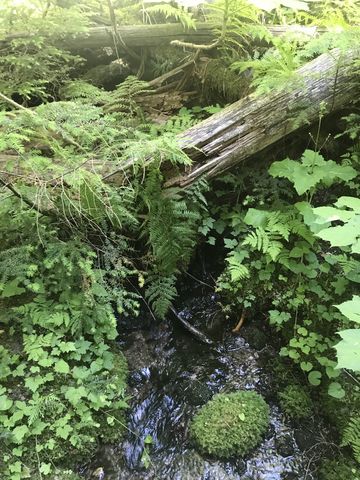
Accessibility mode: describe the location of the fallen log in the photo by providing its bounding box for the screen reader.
[1,48,359,188]
[166,47,360,187]
[1,23,325,53]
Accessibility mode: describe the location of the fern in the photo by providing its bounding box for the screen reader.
[242,210,291,261]
[142,3,195,29]
[145,272,177,319]
[342,416,360,464]
[60,80,111,104]
[143,170,199,275]
[104,75,152,116]
[207,0,262,52]
[226,251,250,282]
[231,37,301,95]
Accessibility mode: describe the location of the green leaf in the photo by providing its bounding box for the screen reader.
[308,370,322,386]
[270,150,357,195]
[64,386,87,405]
[297,327,308,336]
[328,382,345,399]
[316,224,359,247]
[39,463,51,475]
[54,359,70,374]
[311,206,354,223]
[335,196,360,211]
[72,366,90,381]
[1,279,26,298]
[59,342,76,353]
[56,424,73,440]
[238,412,246,421]
[0,395,13,411]
[335,329,360,372]
[300,362,313,372]
[144,434,153,444]
[12,425,29,443]
[243,208,268,227]
[335,296,360,324]
[25,376,44,393]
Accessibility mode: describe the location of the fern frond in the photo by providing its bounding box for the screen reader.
[60,80,111,104]
[143,4,195,29]
[145,272,177,319]
[342,416,360,463]
[226,251,250,282]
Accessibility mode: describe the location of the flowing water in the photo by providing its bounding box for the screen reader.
[87,277,327,480]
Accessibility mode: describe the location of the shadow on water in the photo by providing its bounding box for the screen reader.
[87,278,327,480]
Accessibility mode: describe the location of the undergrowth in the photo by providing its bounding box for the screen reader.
[0,0,360,476]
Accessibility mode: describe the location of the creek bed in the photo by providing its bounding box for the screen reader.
[87,279,327,479]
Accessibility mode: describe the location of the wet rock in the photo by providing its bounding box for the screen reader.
[203,462,240,480]
[181,378,213,406]
[240,325,268,351]
[281,473,298,480]
[275,433,295,457]
[128,367,151,387]
[124,332,154,372]
[160,450,205,480]
[294,427,318,451]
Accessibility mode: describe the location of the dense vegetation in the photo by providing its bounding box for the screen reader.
[0,0,359,478]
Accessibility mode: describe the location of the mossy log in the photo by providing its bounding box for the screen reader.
[1,23,325,52]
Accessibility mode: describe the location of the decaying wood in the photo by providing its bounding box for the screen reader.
[1,49,359,188]
[165,47,359,187]
[1,23,326,53]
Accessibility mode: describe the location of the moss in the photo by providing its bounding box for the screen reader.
[190,391,270,458]
[278,384,313,420]
[318,457,360,480]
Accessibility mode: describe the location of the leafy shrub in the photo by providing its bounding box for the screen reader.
[190,391,269,458]
[278,384,313,420]
[318,458,360,480]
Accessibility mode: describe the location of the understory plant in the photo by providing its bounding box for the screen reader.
[0,70,206,480]
[201,114,360,464]
[278,384,313,420]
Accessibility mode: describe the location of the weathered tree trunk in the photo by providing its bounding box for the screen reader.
[164,48,359,187]
[1,49,359,187]
[1,23,324,52]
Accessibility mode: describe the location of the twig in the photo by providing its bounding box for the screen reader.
[185,271,213,288]
[35,436,43,480]
[0,92,36,114]
[0,176,54,217]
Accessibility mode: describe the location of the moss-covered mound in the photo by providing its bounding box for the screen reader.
[190,391,270,458]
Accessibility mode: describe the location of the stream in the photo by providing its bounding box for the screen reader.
[87,275,327,479]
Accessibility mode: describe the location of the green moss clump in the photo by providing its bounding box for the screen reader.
[278,384,313,420]
[318,458,360,480]
[190,391,270,458]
